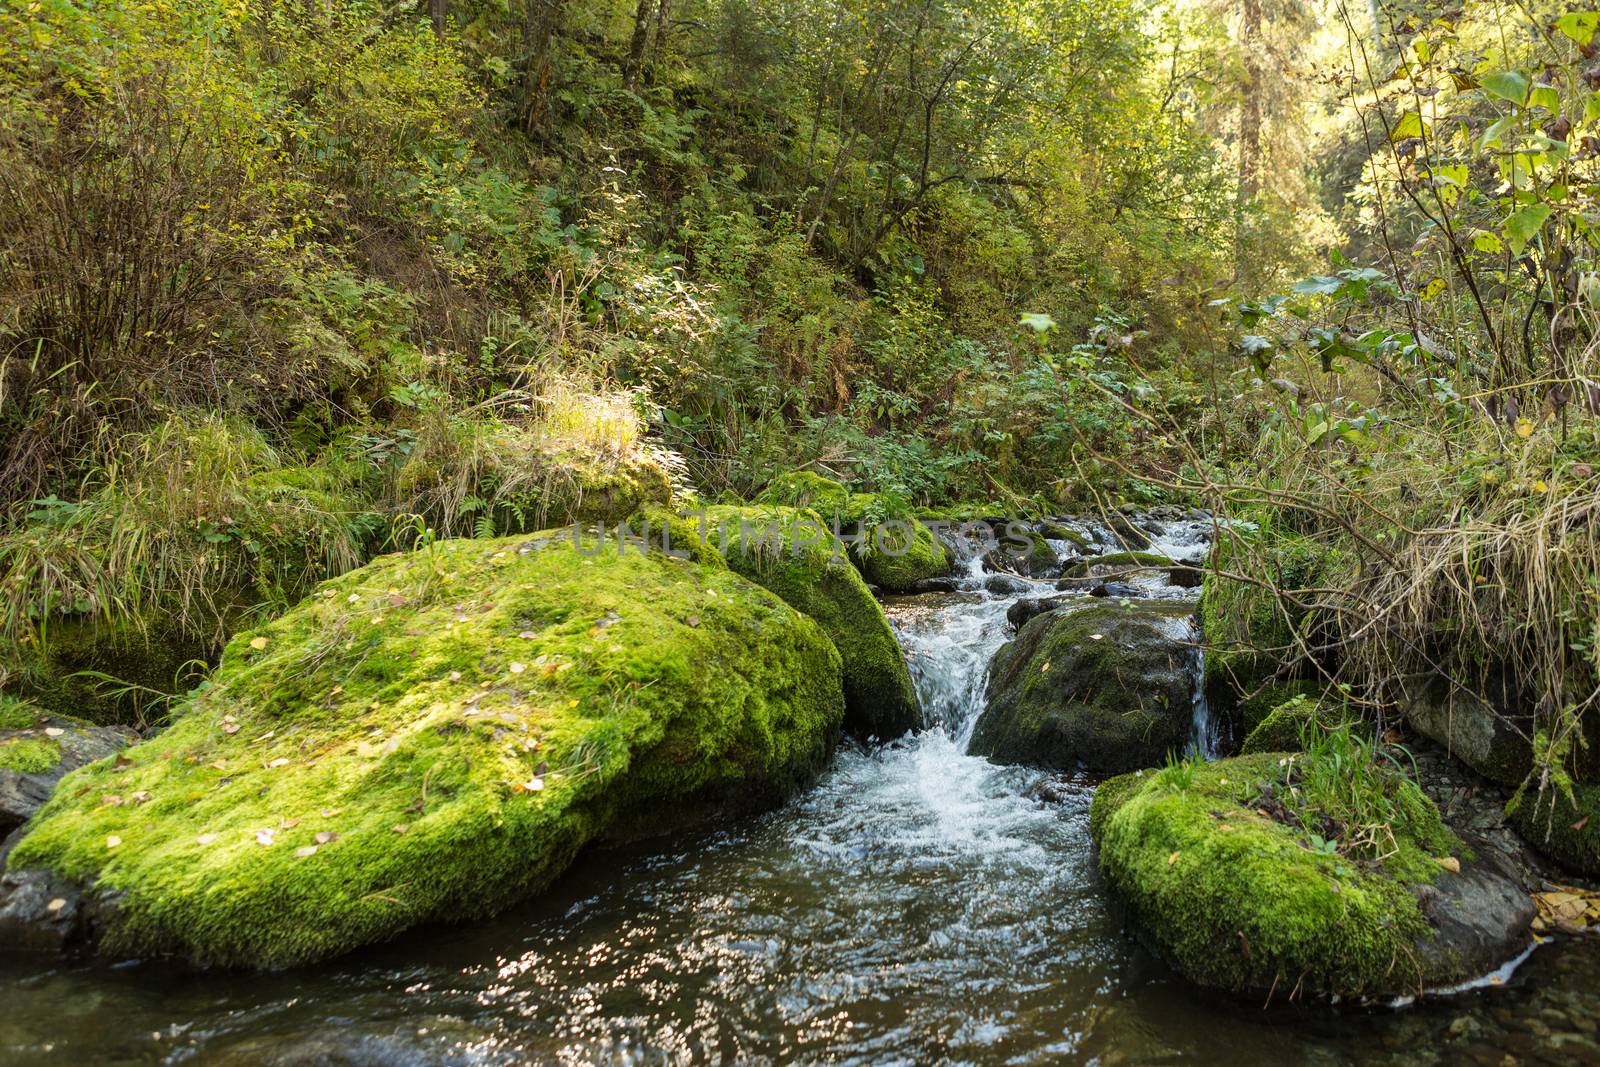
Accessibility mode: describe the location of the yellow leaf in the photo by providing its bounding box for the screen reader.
[1433,856,1461,873]
[106,835,122,849]
[1167,851,1179,866]
[248,636,269,651]
[1515,417,1535,439]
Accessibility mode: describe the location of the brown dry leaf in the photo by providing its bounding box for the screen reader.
[280,817,300,830]
[46,898,66,913]
[210,760,227,771]
[315,831,339,845]
[686,615,701,627]
[391,823,410,835]
[223,723,241,735]
[1433,856,1461,874]
[1573,815,1591,832]
[319,808,342,818]
[43,727,64,738]
[129,791,152,806]
[294,846,318,859]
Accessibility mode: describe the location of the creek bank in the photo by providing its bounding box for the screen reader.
[1090,753,1533,1000]
[0,533,844,968]
[756,472,951,591]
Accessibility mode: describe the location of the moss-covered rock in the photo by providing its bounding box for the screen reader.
[1509,783,1600,878]
[4,533,844,968]
[0,697,135,832]
[704,505,920,740]
[1233,679,1325,738]
[970,604,1195,772]
[1092,753,1527,999]
[1239,694,1343,755]
[756,472,950,592]
[1061,551,1174,578]
[15,618,205,726]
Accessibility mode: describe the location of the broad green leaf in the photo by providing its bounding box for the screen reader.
[1479,114,1516,150]
[1501,204,1552,253]
[1019,312,1056,334]
[1530,85,1561,113]
[1471,229,1505,254]
[1481,70,1530,106]
[1390,110,1424,140]
[1555,12,1600,46]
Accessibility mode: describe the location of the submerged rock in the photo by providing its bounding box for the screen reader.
[970,604,1195,772]
[705,505,920,740]
[0,700,134,833]
[1090,754,1533,1000]
[1,534,844,968]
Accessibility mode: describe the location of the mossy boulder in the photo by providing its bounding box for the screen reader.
[2,534,844,968]
[1509,784,1600,878]
[0,698,135,833]
[1061,551,1174,579]
[756,472,949,592]
[704,505,920,740]
[970,604,1195,772]
[1092,755,1531,999]
[1239,694,1344,755]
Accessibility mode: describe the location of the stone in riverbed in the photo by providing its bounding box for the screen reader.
[970,603,1195,772]
[1090,753,1533,1000]
[0,700,134,834]
[0,533,844,968]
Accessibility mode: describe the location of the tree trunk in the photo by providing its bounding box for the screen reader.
[1236,0,1263,277]
[651,0,673,66]
[430,0,446,35]
[521,0,564,132]
[624,0,657,89]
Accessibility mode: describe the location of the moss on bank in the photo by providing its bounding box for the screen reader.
[1509,783,1600,878]
[0,737,60,774]
[1238,692,1343,754]
[1092,753,1462,998]
[705,505,920,739]
[10,533,844,968]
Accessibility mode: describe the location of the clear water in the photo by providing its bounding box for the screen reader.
[1,529,1596,1066]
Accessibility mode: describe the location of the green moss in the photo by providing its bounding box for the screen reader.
[1093,753,1461,997]
[11,533,844,968]
[1088,769,1147,841]
[1063,550,1174,578]
[1239,694,1344,755]
[0,737,61,774]
[1235,680,1326,738]
[755,473,949,591]
[1509,782,1600,878]
[705,505,920,739]
[1038,522,1092,550]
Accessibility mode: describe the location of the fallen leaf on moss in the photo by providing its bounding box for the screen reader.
[43,727,64,738]
[196,834,219,846]
[315,831,339,845]
[249,637,269,651]
[1433,856,1461,873]
[391,824,410,835]
[1167,851,1179,866]
[294,846,318,859]
[46,898,66,913]
[105,835,121,849]
[255,829,276,846]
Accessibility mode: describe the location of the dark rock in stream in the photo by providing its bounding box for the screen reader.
[1006,595,1078,631]
[1167,564,1204,589]
[971,603,1196,772]
[1088,582,1142,599]
[1412,836,1536,984]
[983,573,1035,596]
[0,715,135,834]
[909,576,962,594]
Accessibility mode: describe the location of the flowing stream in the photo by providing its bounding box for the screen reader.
[1,528,1597,1065]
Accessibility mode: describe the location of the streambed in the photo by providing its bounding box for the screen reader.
[0,526,1595,1065]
